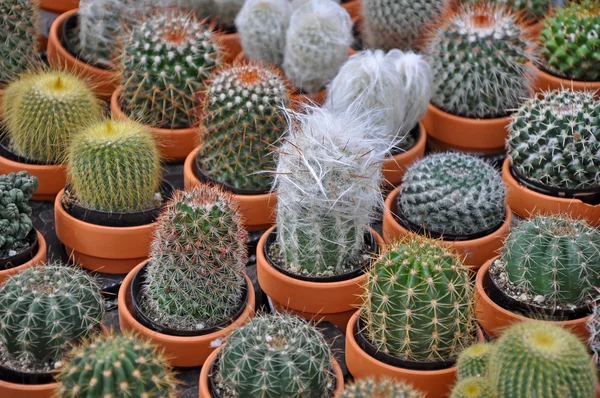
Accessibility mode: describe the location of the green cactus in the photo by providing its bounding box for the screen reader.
[398,152,506,237]
[338,378,425,398]
[507,89,600,191]
[219,313,335,398]
[67,120,162,213]
[424,3,533,119]
[589,300,600,372]
[143,186,248,331]
[539,0,600,82]
[119,11,223,129]
[0,171,37,257]
[361,236,476,362]
[451,377,496,398]
[457,342,492,380]
[488,321,596,398]
[1,70,104,164]
[0,263,104,365]
[462,0,550,21]
[57,332,178,398]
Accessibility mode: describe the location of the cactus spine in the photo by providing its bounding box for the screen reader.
[463,0,550,21]
[338,378,425,398]
[456,342,492,380]
[0,171,37,256]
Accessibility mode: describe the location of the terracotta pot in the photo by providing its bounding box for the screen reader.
[475,256,592,344]
[0,156,65,202]
[345,311,484,398]
[184,147,276,232]
[0,231,47,285]
[0,379,56,398]
[217,32,242,63]
[531,62,600,99]
[502,158,600,226]
[118,261,256,367]
[110,87,199,162]
[382,123,427,187]
[39,0,78,13]
[342,0,362,19]
[256,226,384,332]
[199,346,344,398]
[422,103,511,155]
[54,189,157,274]
[382,186,512,270]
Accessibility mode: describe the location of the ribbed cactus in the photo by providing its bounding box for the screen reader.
[589,300,600,370]
[451,377,495,398]
[507,89,600,191]
[0,171,37,256]
[398,152,506,237]
[282,0,353,94]
[539,0,600,82]
[57,333,178,398]
[219,313,335,398]
[457,343,492,380]
[119,11,223,129]
[0,0,39,85]
[0,263,104,364]
[424,3,533,119]
[144,186,247,331]
[488,321,596,398]
[361,237,475,361]
[198,64,290,191]
[338,378,425,398]
[500,214,600,308]
[463,0,550,21]
[2,70,104,164]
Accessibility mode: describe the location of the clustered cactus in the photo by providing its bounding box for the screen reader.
[0,0,39,85]
[507,89,600,191]
[198,63,290,191]
[338,378,424,398]
[463,0,550,21]
[398,152,506,237]
[0,171,37,256]
[143,186,248,331]
[424,3,533,119]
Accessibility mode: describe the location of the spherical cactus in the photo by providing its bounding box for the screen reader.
[457,342,492,380]
[500,214,600,308]
[424,3,533,119]
[198,63,290,191]
[219,313,335,397]
[539,0,600,82]
[0,263,104,365]
[463,0,550,21]
[57,333,178,398]
[507,89,600,191]
[338,377,425,398]
[67,119,162,213]
[282,0,353,94]
[361,236,476,361]
[144,186,248,331]
[451,377,496,398]
[398,152,506,237]
[0,171,37,256]
[488,321,596,398]
[2,71,103,164]
[119,11,223,129]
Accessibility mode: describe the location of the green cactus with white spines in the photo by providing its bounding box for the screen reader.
[361,237,476,362]
[144,186,247,331]
[57,332,178,398]
[119,11,223,129]
[198,64,290,191]
[338,378,425,398]
[398,152,506,237]
[425,3,533,119]
[539,0,600,82]
[451,377,496,398]
[507,89,600,191]
[0,171,37,256]
[67,120,162,213]
[463,0,550,21]
[457,343,492,380]
[0,263,104,365]
[1,70,104,164]
[219,313,335,398]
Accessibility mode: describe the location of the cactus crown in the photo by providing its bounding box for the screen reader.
[144,186,248,330]
[219,313,335,398]
[507,89,600,191]
[456,342,492,380]
[425,3,533,119]
[451,377,495,398]
[338,377,425,398]
[0,171,37,256]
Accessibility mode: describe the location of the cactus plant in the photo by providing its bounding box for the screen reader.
[1,70,104,164]
[119,11,223,129]
[361,236,476,362]
[0,171,37,257]
[198,63,290,191]
[57,332,178,398]
[451,377,495,398]
[143,186,247,331]
[338,378,425,398]
[463,0,550,21]
[424,3,534,119]
[507,89,600,191]
[457,342,492,380]
[398,152,506,237]
[0,263,104,365]
[218,313,335,398]
[589,298,600,371]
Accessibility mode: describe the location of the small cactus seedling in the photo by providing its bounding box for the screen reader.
[456,342,492,380]
[338,377,425,398]
[0,171,37,256]
[463,0,550,21]
[451,377,495,398]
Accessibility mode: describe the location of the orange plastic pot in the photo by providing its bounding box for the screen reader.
[47,9,119,100]
[531,62,600,99]
[0,156,65,202]
[54,189,157,274]
[39,0,78,13]
[382,186,512,270]
[502,158,600,226]
[0,379,56,398]
[422,103,511,155]
[217,32,242,63]
[342,0,362,19]
[475,256,592,343]
[256,226,384,332]
[382,123,427,187]
[0,231,47,285]
[184,147,276,232]
[110,87,199,162]
[118,261,256,367]
[345,311,484,398]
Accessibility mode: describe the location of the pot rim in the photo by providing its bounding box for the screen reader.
[0,230,46,280]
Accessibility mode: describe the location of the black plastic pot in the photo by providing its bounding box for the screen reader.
[0,362,54,386]
[194,153,271,196]
[61,12,110,70]
[0,135,51,166]
[0,229,39,271]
